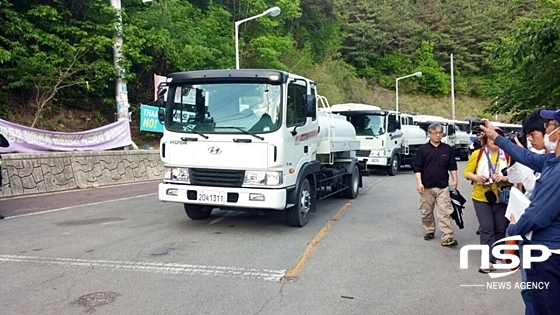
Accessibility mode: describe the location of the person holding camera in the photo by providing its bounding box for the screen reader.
[504,109,552,315]
[481,115,560,315]
[463,127,511,273]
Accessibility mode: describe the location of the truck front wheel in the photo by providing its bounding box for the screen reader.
[342,165,360,199]
[387,154,399,176]
[184,204,213,220]
[286,178,313,227]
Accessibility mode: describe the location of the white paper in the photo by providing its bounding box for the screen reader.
[505,187,533,240]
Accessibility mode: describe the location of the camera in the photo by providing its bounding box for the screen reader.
[505,130,527,148]
[469,120,485,134]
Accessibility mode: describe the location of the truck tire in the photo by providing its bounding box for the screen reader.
[184,204,213,220]
[386,154,399,176]
[342,165,360,199]
[286,177,312,227]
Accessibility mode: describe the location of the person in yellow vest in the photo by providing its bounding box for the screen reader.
[463,127,511,273]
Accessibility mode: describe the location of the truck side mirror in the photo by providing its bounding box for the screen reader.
[158,108,165,123]
[157,88,167,107]
[303,94,317,118]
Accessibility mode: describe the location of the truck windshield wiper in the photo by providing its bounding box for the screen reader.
[217,126,264,140]
[185,127,209,139]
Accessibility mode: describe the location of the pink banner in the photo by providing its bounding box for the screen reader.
[0,118,132,153]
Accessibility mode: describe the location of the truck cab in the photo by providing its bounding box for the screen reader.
[449,119,472,160]
[321,104,426,176]
[156,69,362,227]
[412,115,457,149]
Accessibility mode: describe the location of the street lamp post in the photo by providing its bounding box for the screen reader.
[234,6,281,69]
[395,72,422,112]
[109,0,129,121]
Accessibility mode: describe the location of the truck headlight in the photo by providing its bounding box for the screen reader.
[244,171,282,186]
[163,167,190,183]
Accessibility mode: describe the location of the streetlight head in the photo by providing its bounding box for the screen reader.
[264,6,281,17]
[142,0,153,2]
[414,72,422,77]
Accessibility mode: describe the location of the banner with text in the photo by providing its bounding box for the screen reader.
[140,104,164,133]
[0,118,132,153]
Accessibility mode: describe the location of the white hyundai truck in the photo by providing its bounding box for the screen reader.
[322,103,427,176]
[155,69,363,227]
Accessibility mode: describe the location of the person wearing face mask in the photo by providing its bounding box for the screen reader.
[543,117,560,152]
[505,109,551,315]
[480,113,560,315]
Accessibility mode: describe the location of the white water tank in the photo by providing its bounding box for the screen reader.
[316,111,360,154]
[402,125,428,147]
[324,103,381,112]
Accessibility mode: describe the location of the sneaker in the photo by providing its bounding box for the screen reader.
[423,233,435,241]
[479,263,496,273]
[441,238,458,247]
[0,214,4,220]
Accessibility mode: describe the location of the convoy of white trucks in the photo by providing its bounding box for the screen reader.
[321,103,426,175]
[153,68,521,226]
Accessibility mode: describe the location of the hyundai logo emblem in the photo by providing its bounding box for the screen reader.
[208,146,222,155]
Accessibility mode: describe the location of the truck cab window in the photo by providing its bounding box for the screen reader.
[287,83,306,126]
[388,113,397,132]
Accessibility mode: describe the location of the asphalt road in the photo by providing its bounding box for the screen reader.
[0,163,525,315]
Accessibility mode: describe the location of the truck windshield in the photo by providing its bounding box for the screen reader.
[347,114,385,136]
[456,123,469,132]
[164,83,281,134]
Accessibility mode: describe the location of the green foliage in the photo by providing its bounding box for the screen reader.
[413,41,450,96]
[0,0,549,128]
[486,0,560,121]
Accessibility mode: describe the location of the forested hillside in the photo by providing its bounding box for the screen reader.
[0,0,557,134]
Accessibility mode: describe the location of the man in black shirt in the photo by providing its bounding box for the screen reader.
[413,123,459,246]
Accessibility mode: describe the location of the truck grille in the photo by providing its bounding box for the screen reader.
[189,168,245,187]
[356,150,371,157]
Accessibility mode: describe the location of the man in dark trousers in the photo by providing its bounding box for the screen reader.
[413,122,459,246]
[0,133,9,219]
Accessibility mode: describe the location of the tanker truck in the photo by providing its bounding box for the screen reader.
[320,103,427,176]
[155,69,363,227]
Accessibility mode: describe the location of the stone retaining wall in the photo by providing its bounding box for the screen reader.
[0,150,164,198]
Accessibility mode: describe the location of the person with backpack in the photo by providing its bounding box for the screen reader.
[463,127,511,273]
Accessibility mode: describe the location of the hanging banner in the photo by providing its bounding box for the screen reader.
[140,104,164,133]
[0,118,132,153]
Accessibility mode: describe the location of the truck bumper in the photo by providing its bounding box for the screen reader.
[358,157,389,167]
[158,183,287,210]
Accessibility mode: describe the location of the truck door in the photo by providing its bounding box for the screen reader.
[284,79,317,188]
[446,123,456,147]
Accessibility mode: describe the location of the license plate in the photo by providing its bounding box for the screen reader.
[197,191,225,204]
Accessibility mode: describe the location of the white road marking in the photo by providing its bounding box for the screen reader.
[0,254,286,282]
[5,193,158,220]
